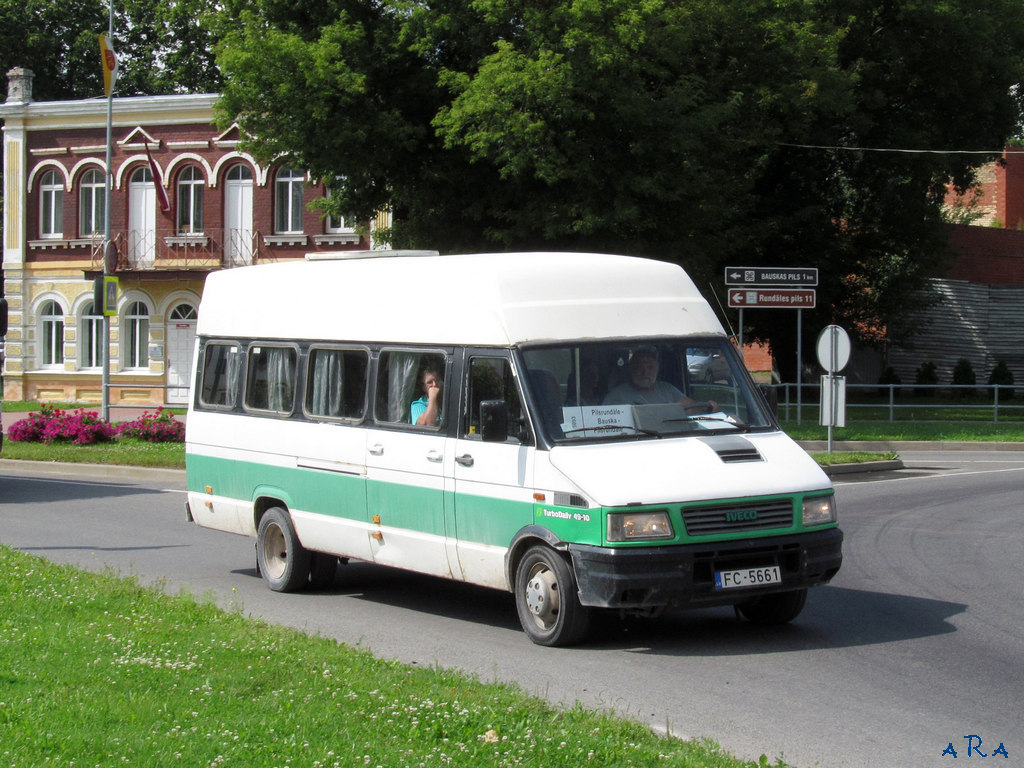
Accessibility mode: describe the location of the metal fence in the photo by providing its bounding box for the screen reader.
[773,383,1024,424]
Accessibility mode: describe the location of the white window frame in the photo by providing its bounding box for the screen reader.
[79,168,105,237]
[80,301,104,369]
[123,300,150,369]
[40,170,63,238]
[274,167,305,234]
[176,165,205,235]
[40,300,65,367]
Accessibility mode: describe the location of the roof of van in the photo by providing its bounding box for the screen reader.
[196,251,725,345]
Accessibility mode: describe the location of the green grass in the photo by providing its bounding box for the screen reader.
[809,450,898,465]
[0,545,780,768]
[780,419,1024,442]
[0,437,185,468]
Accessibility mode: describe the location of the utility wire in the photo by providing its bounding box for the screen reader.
[776,142,1024,155]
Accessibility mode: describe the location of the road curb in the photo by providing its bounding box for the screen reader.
[0,458,185,483]
[821,459,904,477]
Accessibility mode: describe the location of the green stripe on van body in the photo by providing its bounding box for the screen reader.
[186,451,368,526]
[188,450,530,547]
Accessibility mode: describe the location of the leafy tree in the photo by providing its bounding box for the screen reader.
[0,0,223,101]
[215,0,1024,367]
[988,360,1015,400]
[914,360,938,398]
[0,0,107,101]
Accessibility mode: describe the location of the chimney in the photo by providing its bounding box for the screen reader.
[6,67,34,103]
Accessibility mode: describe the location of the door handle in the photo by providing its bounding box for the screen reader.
[369,443,384,456]
[426,449,443,462]
[455,454,474,467]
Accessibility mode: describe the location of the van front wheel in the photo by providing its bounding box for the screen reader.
[514,545,591,647]
[256,507,311,593]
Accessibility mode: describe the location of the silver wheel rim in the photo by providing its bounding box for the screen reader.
[524,561,560,630]
[263,523,288,580]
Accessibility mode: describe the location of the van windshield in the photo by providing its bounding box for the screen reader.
[520,339,776,443]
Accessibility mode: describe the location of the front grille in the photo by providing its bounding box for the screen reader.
[682,499,793,536]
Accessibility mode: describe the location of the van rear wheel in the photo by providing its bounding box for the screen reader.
[308,553,338,589]
[737,588,807,624]
[514,545,591,647]
[256,507,311,592]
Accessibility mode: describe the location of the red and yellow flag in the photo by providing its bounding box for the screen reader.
[99,34,118,96]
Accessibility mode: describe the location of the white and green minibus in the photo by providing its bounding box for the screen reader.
[185,251,842,646]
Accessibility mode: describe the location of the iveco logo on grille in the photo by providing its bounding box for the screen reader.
[725,509,759,522]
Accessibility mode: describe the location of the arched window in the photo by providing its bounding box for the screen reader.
[227,163,253,183]
[40,300,64,367]
[176,165,205,234]
[274,167,304,234]
[80,301,104,369]
[124,301,150,369]
[170,303,197,321]
[40,170,63,237]
[79,168,106,236]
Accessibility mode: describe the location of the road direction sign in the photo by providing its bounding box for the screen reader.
[727,288,816,309]
[724,266,818,286]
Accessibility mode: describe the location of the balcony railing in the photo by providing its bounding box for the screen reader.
[88,228,261,271]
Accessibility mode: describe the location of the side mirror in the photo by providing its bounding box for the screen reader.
[479,399,508,443]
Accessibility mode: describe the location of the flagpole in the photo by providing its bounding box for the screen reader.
[101,0,114,422]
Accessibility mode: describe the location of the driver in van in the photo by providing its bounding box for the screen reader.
[603,346,716,412]
[411,364,444,426]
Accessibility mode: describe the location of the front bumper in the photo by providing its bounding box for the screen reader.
[570,527,843,609]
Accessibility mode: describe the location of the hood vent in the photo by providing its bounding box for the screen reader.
[698,435,763,463]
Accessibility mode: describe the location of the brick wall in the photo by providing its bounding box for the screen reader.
[945,225,1024,285]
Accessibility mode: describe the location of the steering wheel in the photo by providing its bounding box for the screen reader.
[682,400,715,415]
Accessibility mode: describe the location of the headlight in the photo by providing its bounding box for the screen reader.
[607,510,674,542]
[802,496,836,526]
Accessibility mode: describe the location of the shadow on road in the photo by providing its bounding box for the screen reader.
[232,561,965,654]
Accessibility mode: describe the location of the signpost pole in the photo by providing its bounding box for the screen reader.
[796,310,802,425]
[100,0,115,423]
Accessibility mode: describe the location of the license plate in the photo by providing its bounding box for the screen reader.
[715,565,781,589]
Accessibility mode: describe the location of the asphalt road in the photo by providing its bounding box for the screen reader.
[1,450,1021,768]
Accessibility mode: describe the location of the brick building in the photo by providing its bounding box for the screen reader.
[1,67,370,406]
[885,149,1024,386]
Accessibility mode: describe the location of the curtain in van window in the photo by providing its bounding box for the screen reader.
[266,347,296,412]
[386,352,419,422]
[310,349,344,417]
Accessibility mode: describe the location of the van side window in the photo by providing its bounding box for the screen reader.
[306,347,368,419]
[375,350,448,427]
[199,342,242,408]
[465,356,525,441]
[244,345,298,413]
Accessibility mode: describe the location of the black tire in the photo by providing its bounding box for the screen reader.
[256,507,311,592]
[737,588,808,625]
[308,552,338,590]
[514,545,591,647]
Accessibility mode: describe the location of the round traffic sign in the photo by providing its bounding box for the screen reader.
[816,324,851,373]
